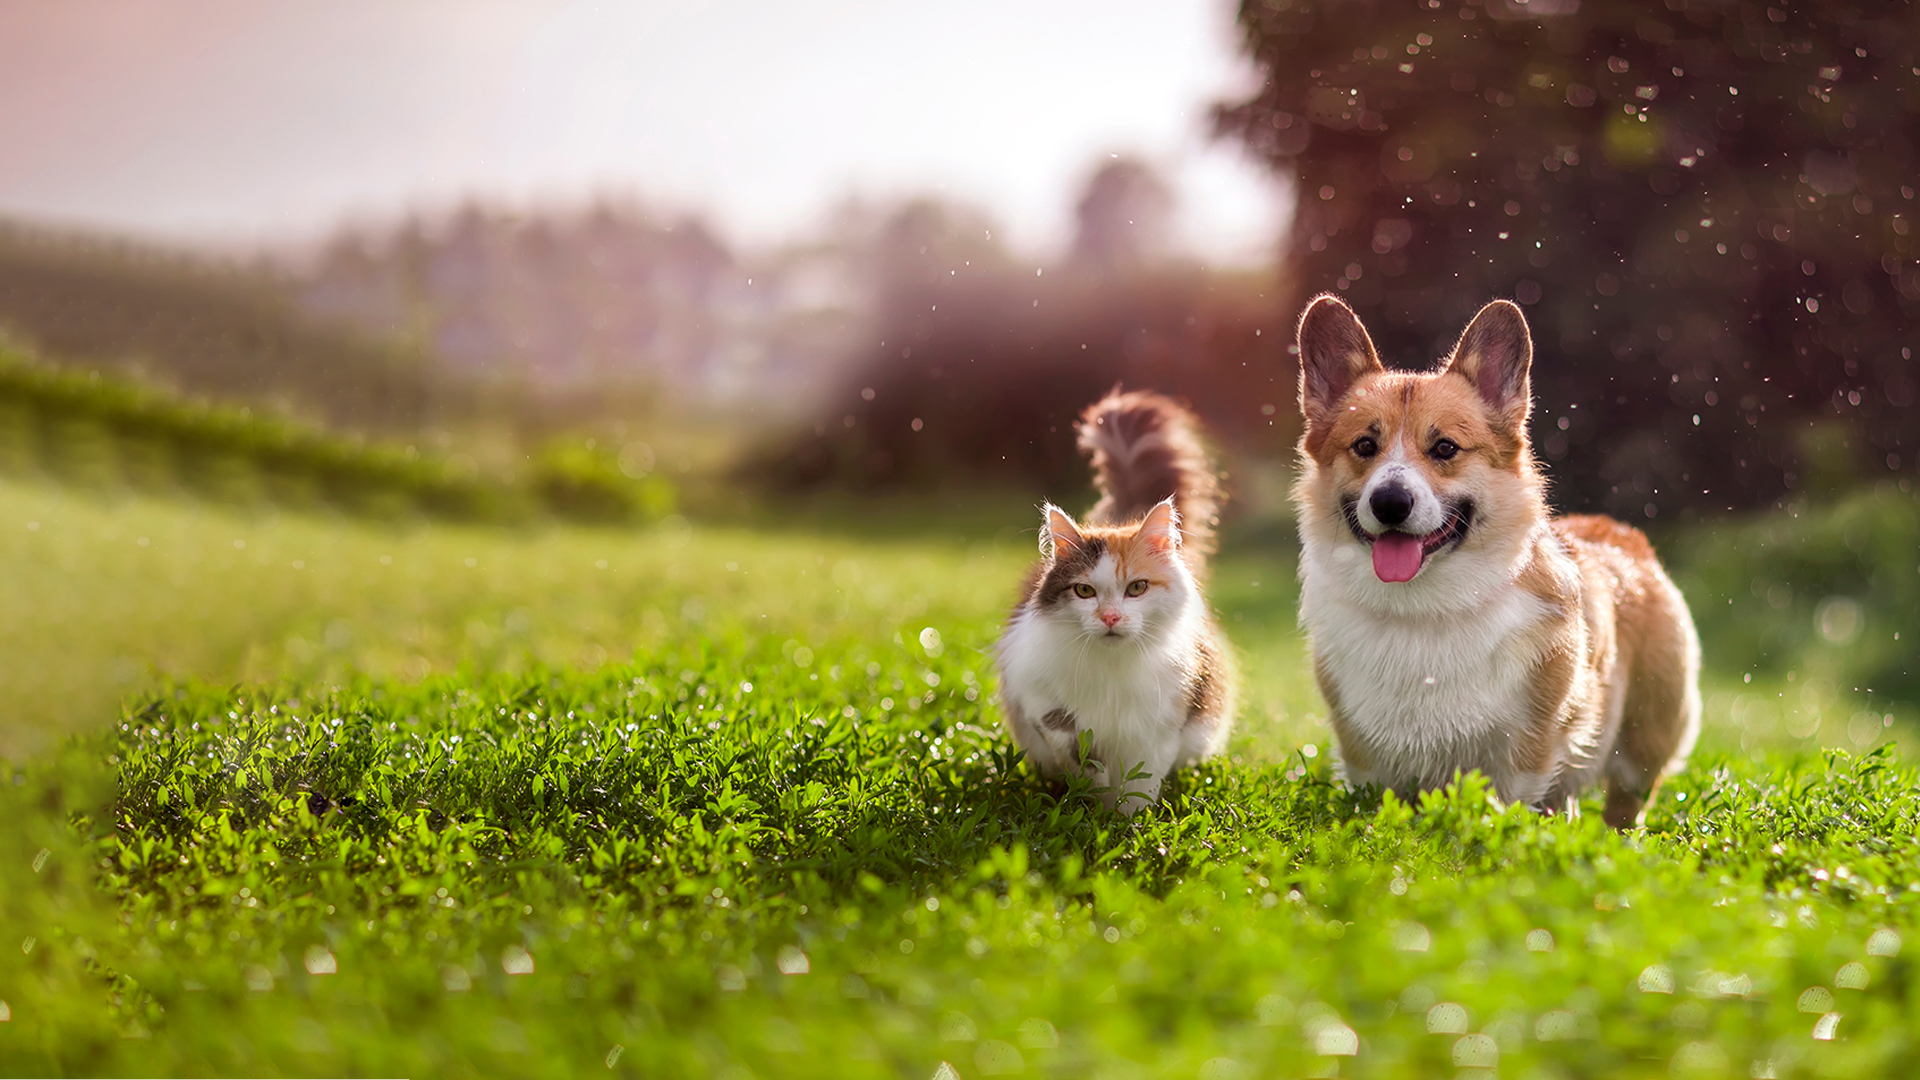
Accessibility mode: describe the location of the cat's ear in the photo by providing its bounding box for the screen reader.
[1041,504,1086,560]
[1138,497,1181,554]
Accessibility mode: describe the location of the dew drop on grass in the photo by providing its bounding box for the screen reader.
[1426,1002,1469,1034]
[1302,1009,1358,1056]
[974,1040,1024,1076]
[303,946,336,975]
[1534,1010,1576,1041]
[1796,986,1834,1013]
[1452,1033,1498,1068]
[938,1011,977,1042]
[502,945,535,975]
[605,1045,624,1068]
[1393,922,1430,952]
[1638,964,1675,993]
[1866,928,1901,956]
[1672,1041,1729,1074]
[1198,1057,1245,1080]
[1017,1018,1058,1049]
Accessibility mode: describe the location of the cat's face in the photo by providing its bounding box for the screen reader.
[1034,500,1193,643]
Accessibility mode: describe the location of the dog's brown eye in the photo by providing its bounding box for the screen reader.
[1072,583,1096,599]
[1430,438,1459,461]
[1352,436,1378,458]
[1125,579,1149,597]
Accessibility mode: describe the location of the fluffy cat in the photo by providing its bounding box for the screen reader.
[995,389,1237,814]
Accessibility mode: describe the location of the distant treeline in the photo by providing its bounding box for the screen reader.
[749,265,1296,505]
[0,349,674,525]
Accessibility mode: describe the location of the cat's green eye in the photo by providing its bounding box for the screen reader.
[1072,583,1097,599]
[1125,579,1149,597]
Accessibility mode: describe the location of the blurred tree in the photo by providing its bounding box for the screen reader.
[866,199,1011,301]
[1069,157,1176,275]
[1217,0,1918,518]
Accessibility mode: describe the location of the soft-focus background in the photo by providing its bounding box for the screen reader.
[0,0,1915,760]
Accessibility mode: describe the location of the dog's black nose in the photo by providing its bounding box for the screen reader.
[1370,483,1414,527]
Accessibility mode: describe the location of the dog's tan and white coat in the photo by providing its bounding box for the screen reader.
[1292,295,1699,826]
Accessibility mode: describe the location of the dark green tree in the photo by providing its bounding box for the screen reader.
[1218,0,1918,518]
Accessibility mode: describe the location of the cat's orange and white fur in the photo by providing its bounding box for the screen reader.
[996,390,1237,814]
[1292,295,1700,826]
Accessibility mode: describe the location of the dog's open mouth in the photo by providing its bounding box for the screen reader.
[1345,501,1473,583]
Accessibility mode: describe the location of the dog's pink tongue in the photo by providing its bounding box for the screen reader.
[1372,533,1425,583]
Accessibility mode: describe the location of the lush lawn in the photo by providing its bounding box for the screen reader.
[2,476,1918,1077]
[0,477,1330,763]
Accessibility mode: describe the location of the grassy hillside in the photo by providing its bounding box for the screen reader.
[0,476,1319,763]
[0,219,434,430]
[0,349,678,526]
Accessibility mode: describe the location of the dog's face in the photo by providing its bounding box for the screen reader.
[1293,295,1544,603]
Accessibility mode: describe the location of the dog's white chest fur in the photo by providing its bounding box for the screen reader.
[1300,551,1558,803]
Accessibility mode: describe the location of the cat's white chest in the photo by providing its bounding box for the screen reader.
[998,611,1190,741]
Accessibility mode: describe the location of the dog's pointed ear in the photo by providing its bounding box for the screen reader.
[1296,294,1383,426]
[1041,504,1085,560]
[1445,300,1533,427]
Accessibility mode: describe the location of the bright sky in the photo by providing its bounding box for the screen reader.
[0,0,1287,262]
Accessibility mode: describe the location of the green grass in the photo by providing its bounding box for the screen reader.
[0,347,678,524]
[1674,484,1920,729]
[0,475,1331,764]
[2,476,1919,1077]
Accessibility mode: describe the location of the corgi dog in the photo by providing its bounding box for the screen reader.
[1291,295,1699,826]
[997,390,1237,814]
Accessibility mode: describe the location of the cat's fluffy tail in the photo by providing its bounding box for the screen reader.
[1076,388,1222,562]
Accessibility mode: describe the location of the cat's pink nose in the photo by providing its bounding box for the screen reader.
[1099,609,1122,628]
